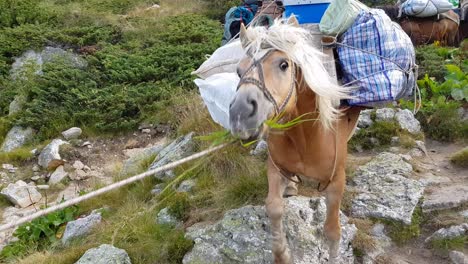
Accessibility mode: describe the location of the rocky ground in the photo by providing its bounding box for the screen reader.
[0,108,466,263]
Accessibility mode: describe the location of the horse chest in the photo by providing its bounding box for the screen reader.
[268,136,335,181]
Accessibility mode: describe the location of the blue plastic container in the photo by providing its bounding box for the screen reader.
[283,0,331,24]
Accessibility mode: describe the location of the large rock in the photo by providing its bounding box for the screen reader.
[8,95,25,116]
[75,244,131,264]
[395,109,421,134]
[177,179,196,193]
[357,109,374,128]
[62,211,102,244]
[425,224,468,243]
[350,153,424,225]
[449,251,468,264]
[183,196,357,264]
[38,139,68,169]
[62,127,82,140]
[422,185,468,212]
[149,133,194,181]
[0,126,34,152]
[121,144,164,176]
[0,180,42,208]
[48,165,69,185]
[375,108,395,122]
[362,224,393,264]
[11,47,87,79]
[157,207,182,227]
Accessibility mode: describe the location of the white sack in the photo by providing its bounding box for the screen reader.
[194,72,239,130]
[402,0,454,17]
[192,40,244,79]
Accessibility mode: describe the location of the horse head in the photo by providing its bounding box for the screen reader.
[229,17,348,140]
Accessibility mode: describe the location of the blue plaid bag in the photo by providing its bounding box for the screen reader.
[337,9,417,106]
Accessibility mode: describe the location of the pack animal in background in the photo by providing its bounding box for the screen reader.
[401,0,455,17]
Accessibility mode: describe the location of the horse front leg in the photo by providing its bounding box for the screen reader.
[324,168,346,264]
[266,158,292,264]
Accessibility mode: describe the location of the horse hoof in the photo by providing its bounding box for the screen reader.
[283,185,298,197]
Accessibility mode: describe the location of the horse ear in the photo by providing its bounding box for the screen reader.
[240,23,251,49]
[286,16,299,27]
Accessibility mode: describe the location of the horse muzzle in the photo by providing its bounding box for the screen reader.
[229,87,273,140]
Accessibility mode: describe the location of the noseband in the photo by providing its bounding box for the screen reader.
[237,49,296,116]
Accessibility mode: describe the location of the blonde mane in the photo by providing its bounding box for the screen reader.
[243,19,351,130]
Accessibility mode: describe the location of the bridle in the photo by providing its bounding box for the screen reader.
[237,49,296,116]
[236,48,337,191]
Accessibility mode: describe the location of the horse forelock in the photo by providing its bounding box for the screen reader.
[244,19,351,129]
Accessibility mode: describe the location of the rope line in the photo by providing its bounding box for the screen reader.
[0,143,229,233]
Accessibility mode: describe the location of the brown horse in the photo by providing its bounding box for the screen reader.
[229,17,360,263]
[378,6,460,46]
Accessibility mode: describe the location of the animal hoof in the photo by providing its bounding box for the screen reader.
[283,185,298,197]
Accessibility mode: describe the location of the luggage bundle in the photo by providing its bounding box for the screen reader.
[401,0,455,18]
[319,0,417,106]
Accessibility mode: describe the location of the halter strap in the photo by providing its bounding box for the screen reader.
[237,49,296,116]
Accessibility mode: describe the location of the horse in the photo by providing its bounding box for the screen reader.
[229,17,361,263]
[458,0,468,41]
[377,5,460,46]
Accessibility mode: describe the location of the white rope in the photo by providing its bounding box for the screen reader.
[0,143,229,233]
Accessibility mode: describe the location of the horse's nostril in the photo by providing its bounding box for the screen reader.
[248,99,257,118]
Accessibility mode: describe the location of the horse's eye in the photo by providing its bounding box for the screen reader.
[279,61,289,71]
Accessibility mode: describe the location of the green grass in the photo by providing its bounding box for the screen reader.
[380,206,424,245]
[0,147,34,164]
[450,147,468,168]
[430,236,468,255]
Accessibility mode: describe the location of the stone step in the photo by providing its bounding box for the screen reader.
[422,185,468,212]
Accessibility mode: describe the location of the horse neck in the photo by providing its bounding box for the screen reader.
[278,81,324,147]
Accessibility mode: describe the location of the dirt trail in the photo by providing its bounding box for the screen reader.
[387,140,467,264]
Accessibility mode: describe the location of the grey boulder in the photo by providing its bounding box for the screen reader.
[11,47,87,79]
[62,211,102,244]
[121,144,164,176]
[75,244,131,264]
[350,153,424,225]
[149,133,194,181]
[449,251,468,264]
[425,224,468,243]
[1,180,42,208]
[62,127,82,140]
[0,126,34,153]
[38,139,68,168]
[375,108,395,122]
[157,207,182,227]
[183,196,357,264]
[357,109,374,128]
[48,165,69,185]
[8,95,25,116]
[395,109,421,134]
[176,179,196,193]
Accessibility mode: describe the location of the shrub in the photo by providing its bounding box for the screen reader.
[450,147,468,168]
[382,206,423,245]
[0,0,56,28]
[168,193,191,221]
[401,64,467,142]
[0,206,79,260]
[416,45,467,81]
[415,99,464,142]
[349,121,400,151]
